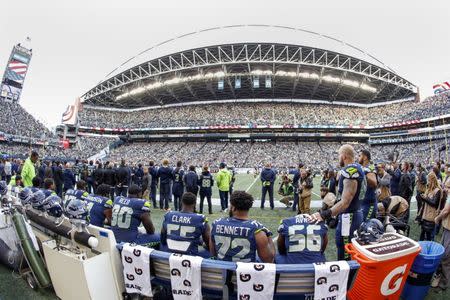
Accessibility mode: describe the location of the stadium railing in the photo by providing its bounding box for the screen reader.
[116,243,360,300]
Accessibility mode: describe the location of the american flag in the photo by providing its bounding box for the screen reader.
[6,59,28,83]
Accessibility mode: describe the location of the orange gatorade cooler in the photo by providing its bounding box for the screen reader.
[345,232,421,300]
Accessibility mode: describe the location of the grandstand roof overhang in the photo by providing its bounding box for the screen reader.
[82,26,417,107]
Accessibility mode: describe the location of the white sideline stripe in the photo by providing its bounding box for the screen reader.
[246,175,260,193]
[312,191,321,198]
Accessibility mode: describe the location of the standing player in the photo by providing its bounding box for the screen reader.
[172,161,185,211]
[111,184,159,246]
[160,192,210,257]
[115,159,130,197]
[260,163,276,210]
[198,166,214,214]
[157,159,173,211]
[184,165,199,196]
[84,183,113,227]
[276,214,328,264]
[359,150,378,220]
[148,161,158,209]
[310,144,365,260]
[86,160,96,193]
[210,191,275,263]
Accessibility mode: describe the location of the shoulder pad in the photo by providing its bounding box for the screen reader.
[142,201,151,211]
[105,199,113,208]
[341,166,360,179]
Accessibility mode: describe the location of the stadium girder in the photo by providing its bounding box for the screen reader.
[82,43,416,107]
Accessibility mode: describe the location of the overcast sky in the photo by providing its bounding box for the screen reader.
[1,0,449,127]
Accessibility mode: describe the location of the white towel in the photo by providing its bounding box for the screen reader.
[24,217,39,251]
[314,261,350,300]
[169,253,203,300]
[341,213,351,237]
[236,262,276,300]
[121,243,154,297]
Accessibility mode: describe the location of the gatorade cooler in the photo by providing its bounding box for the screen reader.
[345,232,421,300]
[401,241,445,300]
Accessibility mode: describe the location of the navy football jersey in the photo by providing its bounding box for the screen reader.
[173,169,185,184]
[211,217,272,262]
[200,174,213,190]
[362,164,377,205]
[111,196,151,243]
[64,189,88,208]
[277,214,327,263]
[337,163,366,213]
[85,194,113,227]
[162,211,208,255]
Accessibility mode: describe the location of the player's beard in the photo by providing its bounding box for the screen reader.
[229,209,233,218]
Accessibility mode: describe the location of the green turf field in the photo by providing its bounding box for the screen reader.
[0,174,449,299]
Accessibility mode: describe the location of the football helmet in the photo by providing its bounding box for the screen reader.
[30,190,47,210]
[64,198,88,220]
[356,218,384,244]
[19,188,33,205]
[0,181,7,196]
[43,195,64,218]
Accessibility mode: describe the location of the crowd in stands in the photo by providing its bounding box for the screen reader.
[106,140,449,170]
[0,100,53,138]
[0,136,116,161]
[77,136,116,157]
[79,92,450,129]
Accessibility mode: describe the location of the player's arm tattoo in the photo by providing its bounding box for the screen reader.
[330,179,357,217]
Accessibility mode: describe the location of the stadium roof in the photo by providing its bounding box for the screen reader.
[82,25,417,108]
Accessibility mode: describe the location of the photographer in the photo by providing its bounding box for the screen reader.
[278,175,294,207]
[299,167,313,214]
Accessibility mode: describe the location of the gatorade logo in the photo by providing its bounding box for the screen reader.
[380,264,407,296]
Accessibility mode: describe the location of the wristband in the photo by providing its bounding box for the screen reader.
[320,209,332,221]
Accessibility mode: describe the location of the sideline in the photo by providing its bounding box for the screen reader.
[245,175,260,192]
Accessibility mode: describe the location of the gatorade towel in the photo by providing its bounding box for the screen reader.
[314,261,350,300]
[169,253,203,300]
[341,213,351,236]
[236,262,276,300]
[121,243,154,297]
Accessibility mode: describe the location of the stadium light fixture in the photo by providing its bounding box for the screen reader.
[251,70,273,76]
[116,68,377,101]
